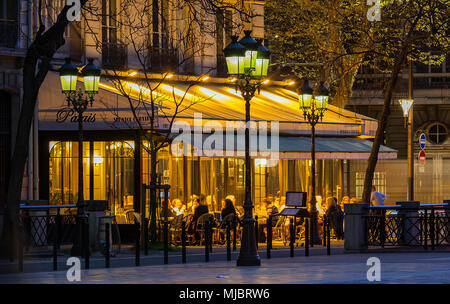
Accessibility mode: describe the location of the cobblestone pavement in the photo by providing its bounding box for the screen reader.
[1,251,449,284]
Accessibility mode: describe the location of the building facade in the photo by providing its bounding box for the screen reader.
[1,0,399,225]
[347,58,450,204]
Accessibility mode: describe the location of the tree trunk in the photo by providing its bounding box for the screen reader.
[0,2,87,258]
[149,146,158,243]
[362,47,409,203]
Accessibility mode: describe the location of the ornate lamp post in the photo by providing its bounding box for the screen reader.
[59,58,100,256]
[399,59,414,201]
[223,31,270,266]
[298,79,329,245]
[399,98,414,200]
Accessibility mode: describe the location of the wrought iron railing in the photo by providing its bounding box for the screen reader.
[364,204,449,249]
[102,42,128,70]
[19,204,77,249]
[147,46,178,73]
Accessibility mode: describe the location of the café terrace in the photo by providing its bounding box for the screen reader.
[36,71,397,221]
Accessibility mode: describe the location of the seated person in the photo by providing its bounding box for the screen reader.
[162,199,177,218]
[316,196,325,218]
[187,199,209,243]
[173,199,185,216]
[257,200,268,218]
[267,200,279,227]
[221,198,237,221]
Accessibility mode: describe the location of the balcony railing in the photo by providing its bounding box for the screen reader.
[147,47,178,73]
[102,42,128,70]
[0,20,18,48]
[353,73,450,91]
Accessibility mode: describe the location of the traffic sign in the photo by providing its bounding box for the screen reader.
[419,150,426,166]
[419,133,426,150]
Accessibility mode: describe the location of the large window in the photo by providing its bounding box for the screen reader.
[49,140,134,216]
[49,141,90,204]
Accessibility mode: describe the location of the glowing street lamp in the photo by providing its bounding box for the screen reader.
[298,80,329,245]
[59,58,100,256]
[223,31,271,266]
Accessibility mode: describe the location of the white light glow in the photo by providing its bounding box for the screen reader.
[399,99,414,117]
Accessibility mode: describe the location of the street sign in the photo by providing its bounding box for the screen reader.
[419,133,426,150]
[419,150,426,166]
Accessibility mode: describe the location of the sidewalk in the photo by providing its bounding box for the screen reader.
[0,241,344,274]
[1,250,450,284]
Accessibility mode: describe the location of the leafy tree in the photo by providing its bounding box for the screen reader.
[265,0,370,108]
[266,0,449,203]
[1,1,90,257]
[359,0,449,203]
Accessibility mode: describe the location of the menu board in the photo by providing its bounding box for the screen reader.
[286,192,306,207]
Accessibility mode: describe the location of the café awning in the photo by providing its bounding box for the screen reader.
[38,72,377,137]
[171,134,397,160]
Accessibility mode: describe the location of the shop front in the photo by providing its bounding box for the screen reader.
[37,72,397,221]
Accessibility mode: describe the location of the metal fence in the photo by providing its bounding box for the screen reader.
[365,204,449,249]
[19,204,77,250]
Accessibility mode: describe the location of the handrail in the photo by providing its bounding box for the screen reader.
[20,204,77,209]
[365,203,449,210]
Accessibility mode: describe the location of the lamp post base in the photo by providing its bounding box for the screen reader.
[236,216,261,267]
[237,255,261,266]
[310,211,322,245]
[70,214,88,257]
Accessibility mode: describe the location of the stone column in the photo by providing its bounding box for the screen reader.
[398,201,420,245]
[344,203,369,253]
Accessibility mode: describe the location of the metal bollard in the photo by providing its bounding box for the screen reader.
[226,222,231,261]
[136,222,141,266]
[327,216,331,256]
[290,218,294,257]
[424,210,428,250]
[164,218,169,265]
[53,217,58,271]
[144,218,149,256]
[266,217,271,259]
[431,209,435,251]
[232,217,237,251]
[181,220,186,264]
[323,216,327,247]
[105,223,110,268]
[255,215,258,248]
[18,227,23,273]
[305,218,309,257]
[209,219,213,253]
[310,214,314,248]
[204,220,209,262]
[84,220,90,269]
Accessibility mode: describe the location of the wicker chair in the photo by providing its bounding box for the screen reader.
[195,213,215,246]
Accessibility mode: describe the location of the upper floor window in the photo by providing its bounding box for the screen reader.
[427,123,448,145]
[102,0,127,70]
[148,0,177,73]
[0,0,18,48]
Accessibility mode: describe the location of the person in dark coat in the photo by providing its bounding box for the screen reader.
[221,198,237,220]
[187,198,209,243]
